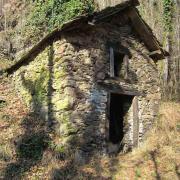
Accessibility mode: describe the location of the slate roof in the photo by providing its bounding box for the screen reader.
[4,0,167,74]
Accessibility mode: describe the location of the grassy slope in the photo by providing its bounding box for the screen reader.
[113,102,180,179]
[0,77,179,179]
[0,1,179,179]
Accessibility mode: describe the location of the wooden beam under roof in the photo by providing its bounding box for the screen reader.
[90,5,167,60]
[127,7,166,60]
[92,0,139,24]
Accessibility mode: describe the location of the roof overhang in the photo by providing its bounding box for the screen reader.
[3,0,168,75]
[90,6,168,60]
[92,0,139,23]
[126,7,168,60]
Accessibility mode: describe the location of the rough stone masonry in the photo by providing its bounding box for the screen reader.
[12,6,162,161]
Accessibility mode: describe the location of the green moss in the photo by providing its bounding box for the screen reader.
[52,80,62,90]
[22,69,49,106]
[34,70,49,104]
[60,123,77,136]
[24,0,95,44]
[56,111,77,139]
[19,87,33,107]
[55,144,66,153]
[135,168,141,178]
[60,112,71,123]
[55,97,71,110]
[54,57,63,62]
[162,0,174,32]
[15,49,50,108]
[54,68,67,79]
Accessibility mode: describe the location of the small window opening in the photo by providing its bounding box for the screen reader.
[109,93,133,147]
[109,47,127,78]
[114,51,124,77]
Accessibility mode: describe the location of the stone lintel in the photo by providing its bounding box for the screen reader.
[98,79,144,96]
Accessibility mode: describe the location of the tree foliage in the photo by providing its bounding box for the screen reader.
[30,0,94,29]
[22,0,94,46]
[162,0,174,32]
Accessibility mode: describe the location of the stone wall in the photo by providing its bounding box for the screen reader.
[12,12,161,159]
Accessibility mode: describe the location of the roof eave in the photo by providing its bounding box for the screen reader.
[127,7,167,60]
[92,0,139,23]
[4,1,168,75]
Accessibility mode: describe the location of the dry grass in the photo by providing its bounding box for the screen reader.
[0,59,13,71]
[41,102,179,179]
[0,77,179,179]
[112,102,180,179]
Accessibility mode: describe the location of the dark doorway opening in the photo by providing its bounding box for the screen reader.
[109,93,133,145]
[114,51,124,77]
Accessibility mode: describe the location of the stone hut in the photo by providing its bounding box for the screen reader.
[7,0,167,157]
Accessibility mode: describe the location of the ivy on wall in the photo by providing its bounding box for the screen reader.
[28,0,94,30]
[162,0,174,32]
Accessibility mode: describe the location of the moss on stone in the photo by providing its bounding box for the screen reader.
[54,57,63,63]
[13,43,77,155]
[54,69,67,79]
[55,144,66,153]
[52,80,63,90]
[16,81,33,107]
[21,91,32,106]
[60,123,77,136]
[55,97,71,110]
[34,70,49,104]
[55,111,77,140]
[60,112,71,123]
[13,48,50,109]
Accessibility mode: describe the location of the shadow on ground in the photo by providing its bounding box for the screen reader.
[3,45,54,179]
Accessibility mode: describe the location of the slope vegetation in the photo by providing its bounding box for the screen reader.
[0,77,179,179]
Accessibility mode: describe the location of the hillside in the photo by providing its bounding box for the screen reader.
[0,77,179,179]
[0,0,95,64]
[0,0,180,179]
